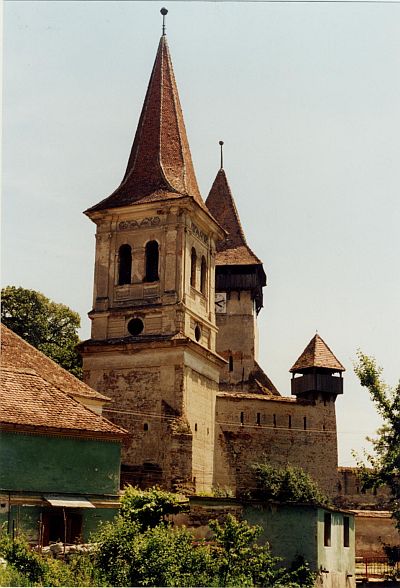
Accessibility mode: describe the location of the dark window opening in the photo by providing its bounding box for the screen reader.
[303,416,307,430]
[118,244,132,285]
[145,240,159,282]
[42,510,82,546]
[288,415,292,429]
[229,355,233,372]
[190,248,197,288]
[273,414,277,428]
[200,256,207,294]
[128,318,144,336]
[143,423,149,431]
[256,413,261,426]
[195,325,201,342]
[240,412,244,425]
[324,513,332,547]
[194,423,198,432]
[343,516,350,547]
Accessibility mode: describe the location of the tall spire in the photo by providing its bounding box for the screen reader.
[87,33,203,213]
[206,166,262,266]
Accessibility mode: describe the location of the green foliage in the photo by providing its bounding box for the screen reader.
[354,351,400,528]
[251,462,330,506]
[1,285,82,378]
[120,485,188,530]
[0,534,45,584]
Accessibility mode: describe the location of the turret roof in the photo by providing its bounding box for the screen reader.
[87,35,205,213]
[205,168,262,266]
[290,334,345,373]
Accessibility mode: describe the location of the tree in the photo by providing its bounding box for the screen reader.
[251,463,330,506]
[120,485,189,530]
[1,286,82,378]
[354,351,400,528]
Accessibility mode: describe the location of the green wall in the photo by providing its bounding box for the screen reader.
[0,431,121,495]
[317,510,355,575]
[244,503,318,569]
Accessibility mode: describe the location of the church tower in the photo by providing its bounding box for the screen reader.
[206,157,278,394]
[80,19,224,493]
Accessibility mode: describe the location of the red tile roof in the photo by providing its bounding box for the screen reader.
[1,325,108,402]
[206,169,262,266]
[290,334,345,373]
[0,367,125,437]
[87,36,206,213]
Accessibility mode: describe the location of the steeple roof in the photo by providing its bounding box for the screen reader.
[205,168,262,266]
[290,334,345,373]
[87,35,205,213]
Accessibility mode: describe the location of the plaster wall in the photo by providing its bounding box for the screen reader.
[0,432,121,495]
[214,395,338,496]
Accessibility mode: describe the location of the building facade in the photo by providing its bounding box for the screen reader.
[80,24,346,498]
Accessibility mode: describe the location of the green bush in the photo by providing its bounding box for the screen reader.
[120,485,188,530]
[0,534,45,584]
[252,462,330,506]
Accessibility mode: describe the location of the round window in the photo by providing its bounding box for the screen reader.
[194,325,201,342]
[127,318,144,336]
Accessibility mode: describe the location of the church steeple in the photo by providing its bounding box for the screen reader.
[87,34,203,213]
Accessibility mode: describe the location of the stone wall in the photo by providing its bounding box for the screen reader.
[214,393,339,497]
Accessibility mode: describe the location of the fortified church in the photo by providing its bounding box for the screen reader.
[79,13,346,498]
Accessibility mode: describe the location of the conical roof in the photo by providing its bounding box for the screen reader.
[87,35,205,213]
[290,334,345,373]
[206,168,262,266]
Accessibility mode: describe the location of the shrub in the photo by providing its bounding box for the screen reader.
[120,485,188,530]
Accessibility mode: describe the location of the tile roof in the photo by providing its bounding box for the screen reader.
[205,169,262,266]
[1,325,109,402]
[290,334,345,373]
[0,367,125,437]
[86,35,206,214]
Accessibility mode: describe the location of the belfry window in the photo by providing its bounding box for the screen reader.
[200,256,207,294]
[190,248,197,288]
[145,241,159,282]
[118,244,132,285]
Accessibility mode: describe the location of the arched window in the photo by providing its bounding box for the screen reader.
[118,244,132,285]
[190,248,197,288]
[145,240,159,282]
[200,256,207,294]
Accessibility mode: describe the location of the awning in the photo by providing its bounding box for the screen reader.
[44,495,95,509]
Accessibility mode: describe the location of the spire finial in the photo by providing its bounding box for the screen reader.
[161,7,168,36]
[219,140,224,169]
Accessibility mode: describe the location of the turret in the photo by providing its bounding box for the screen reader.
[290,334,345,402]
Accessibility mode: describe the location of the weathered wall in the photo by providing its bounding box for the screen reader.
[336,468,392,510]
[0,431,121,495]
[214,394,338,497]
[353,510,400,557]
[215,290,257,384]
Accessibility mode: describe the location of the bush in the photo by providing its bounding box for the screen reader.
[252,463,330,506]
[0,534,45,584]
[120,485,188,530]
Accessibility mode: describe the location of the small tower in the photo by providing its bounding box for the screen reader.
[205,155,277,393]
[290,334,345,402]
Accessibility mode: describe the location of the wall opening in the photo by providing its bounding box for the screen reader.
[303,416,307,430]
[256,413,261,426]
[143,423,149,431]
[288,415,292,429]
[200,256,207,294]
[118,244,132,285]
[229,355,233,372]
[128,318,144,336]
[195,325,202,342]
[240,412,244,425]
[343,516,350,547]
[324,513,332,547]
[190,248,197,288]
[144,240,159,282]
[194,423,198,432]
[273,414,277,428]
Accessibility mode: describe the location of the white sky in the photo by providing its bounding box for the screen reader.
[2,1,400,466]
